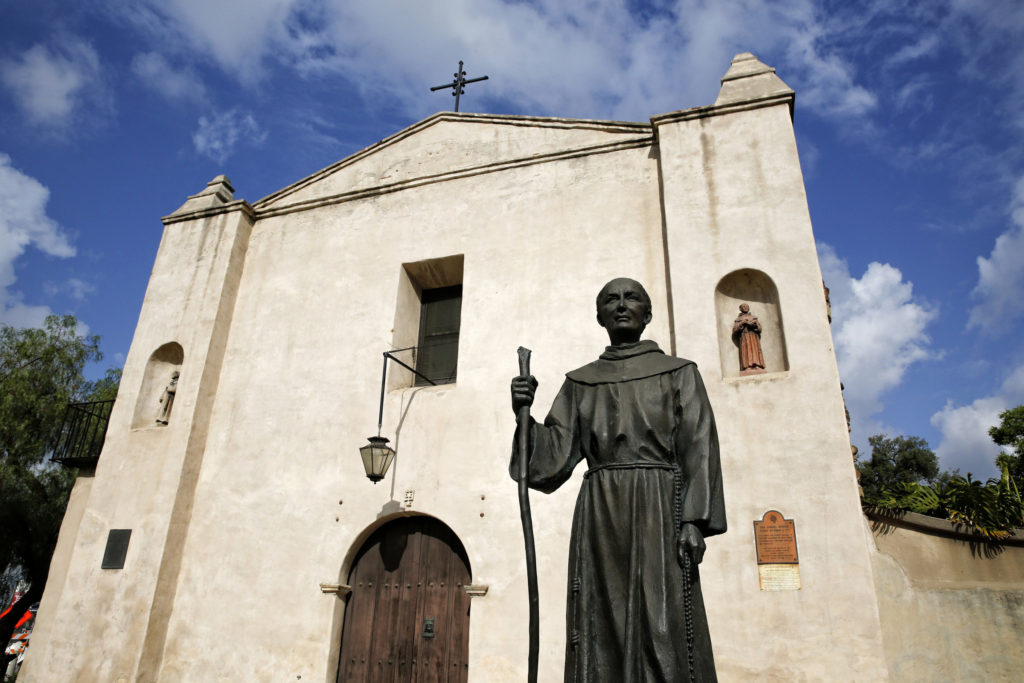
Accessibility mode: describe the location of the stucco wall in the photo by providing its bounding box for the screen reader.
[868,511,1024,682]
[18,472,94,682]
[22,205,254,683]
[26,55,898,683]
[655,97,888,681]
[155,136,669,682]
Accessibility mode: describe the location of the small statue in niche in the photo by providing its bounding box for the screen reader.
[732,303,766,375]
[823,280,832,324]
[156,371,179,425]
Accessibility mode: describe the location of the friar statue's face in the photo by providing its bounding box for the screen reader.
[595,278,653,345]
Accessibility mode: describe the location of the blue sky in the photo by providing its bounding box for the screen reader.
[2,0,1022,479]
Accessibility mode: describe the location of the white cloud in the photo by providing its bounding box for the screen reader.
[0,41,105,129]
[66,278,95,301]
[893,75,934,112]
[951,0,1024,37]
[305,0,879,121]
[100,0,1024,148]
[120,0,879,123]
[42,278,94,301]
[0,153,76,326]
[968,176,1024,333]
[131,52,207,103]
[819,243,938,444]
[946,1,1024,130]
[887,32,941,68]
[116,0,298,84]
[192,108,267,163]
[931,365,1024,479]
[776,15,878,120]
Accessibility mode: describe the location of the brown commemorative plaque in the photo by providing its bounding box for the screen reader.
[753,510,800,590]
[753,510,798,564]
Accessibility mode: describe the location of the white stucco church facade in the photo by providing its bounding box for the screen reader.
[23,53,899,681]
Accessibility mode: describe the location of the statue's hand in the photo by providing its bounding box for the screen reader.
[511,375,538,414]
[677,523,706,566]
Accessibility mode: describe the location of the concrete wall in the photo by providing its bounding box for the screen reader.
[868,511,1024,682]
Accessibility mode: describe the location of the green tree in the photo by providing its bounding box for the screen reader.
[0,315,117,668]
[857,434,940,503]
[989,406,1024,485]
[869,470,1023,538]
[84,367,121,403]
[859,415,1024,537]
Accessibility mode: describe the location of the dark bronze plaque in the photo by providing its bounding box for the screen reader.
[753,511,798,564]
[101,529,132,569]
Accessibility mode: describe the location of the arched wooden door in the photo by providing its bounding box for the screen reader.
[338,516,471,682]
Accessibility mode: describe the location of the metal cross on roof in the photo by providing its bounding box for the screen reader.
[430,60,489,112]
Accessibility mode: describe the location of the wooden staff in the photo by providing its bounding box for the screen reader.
[516,346,539,683]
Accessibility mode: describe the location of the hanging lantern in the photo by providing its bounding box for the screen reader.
[359,349,436,484]
[359,435,395,483]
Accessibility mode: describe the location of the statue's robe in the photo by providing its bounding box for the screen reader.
[732,316,765,372]
[511,340,726,682]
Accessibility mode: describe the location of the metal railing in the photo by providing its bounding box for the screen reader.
[51,399,115,468]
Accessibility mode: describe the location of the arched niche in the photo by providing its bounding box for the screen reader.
[332,515,472,682]
[131,342,184,429]
[715,269,788,379]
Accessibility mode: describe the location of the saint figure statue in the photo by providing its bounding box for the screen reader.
[156,370,179,425]
[510,278,726,682]
[731,303,765,375]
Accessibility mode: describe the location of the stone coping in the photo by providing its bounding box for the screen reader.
[161,198,254,225]
[650,91,794,128]
[254,111,653,210]
[252,135,653,219]
[865,508,1024,546]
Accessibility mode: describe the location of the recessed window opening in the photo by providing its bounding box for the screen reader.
[391,254,464,389]
[416,284,462,385]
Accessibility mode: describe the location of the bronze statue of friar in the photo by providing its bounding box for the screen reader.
[511,277,727,682]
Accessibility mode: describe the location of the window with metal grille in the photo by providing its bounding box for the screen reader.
[416,285,462,385]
